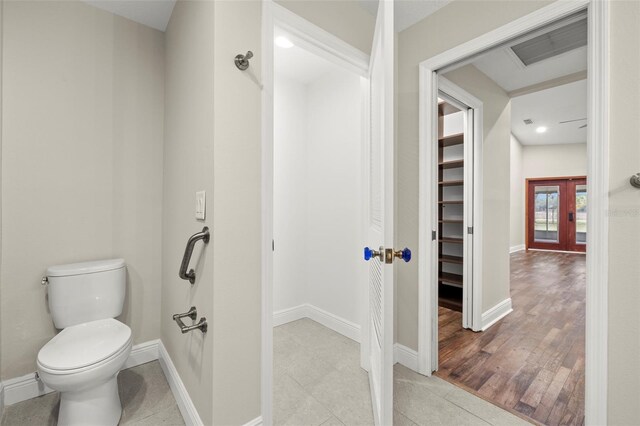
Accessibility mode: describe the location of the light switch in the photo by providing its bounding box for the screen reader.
[195,191,206,220]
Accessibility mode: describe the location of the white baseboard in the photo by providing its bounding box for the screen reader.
[394,344,418,371]
[273,304,308,327]
[157,341,203,426]
[510,244,525,253]
[481,298,513,331]
[123,339,160,369]
[243,416,263,426]
[273,304,361,343]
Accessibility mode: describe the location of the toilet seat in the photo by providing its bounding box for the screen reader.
[37,319,131,374]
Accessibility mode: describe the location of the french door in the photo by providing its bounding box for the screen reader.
[527,177,587,252]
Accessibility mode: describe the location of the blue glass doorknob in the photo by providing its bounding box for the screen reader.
[396,248,411,262]
[364,246,382,261]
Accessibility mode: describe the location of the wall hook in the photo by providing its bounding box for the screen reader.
[235,51,253,71]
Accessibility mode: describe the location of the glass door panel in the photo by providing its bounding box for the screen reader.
[534,185,560,243]
[567,179,587,252]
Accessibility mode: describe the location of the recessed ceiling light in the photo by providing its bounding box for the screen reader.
[275,36,294,49]
[536,126,547,134]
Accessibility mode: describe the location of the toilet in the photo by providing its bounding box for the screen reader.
[37,259,132,426]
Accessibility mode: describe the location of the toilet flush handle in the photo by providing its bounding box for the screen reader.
[41,276,48,286]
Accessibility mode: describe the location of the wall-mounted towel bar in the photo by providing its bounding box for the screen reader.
[179,226,210,284]
[173,306,207,334]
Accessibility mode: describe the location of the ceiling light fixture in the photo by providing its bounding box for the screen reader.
[275,36,294,49]
[536,126,548,134]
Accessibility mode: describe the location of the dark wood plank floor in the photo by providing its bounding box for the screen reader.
[436,250,585,426]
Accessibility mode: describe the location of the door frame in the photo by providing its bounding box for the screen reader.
[417,1,609,424]
[431,77,484,352]
[525,176,588,252]
[261,2,370,425]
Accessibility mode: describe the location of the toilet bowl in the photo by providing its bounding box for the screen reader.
[37,318,132,426]
[38,259,130,426]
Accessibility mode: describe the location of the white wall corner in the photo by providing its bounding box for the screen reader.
[243,416,263,426]
[393,343,419,372]
[481,298,513,331]
[157,341,204,426]
[273,304,361,343]
[509,244,525,253]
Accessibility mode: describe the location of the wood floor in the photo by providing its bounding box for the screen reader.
[436,250,585,425]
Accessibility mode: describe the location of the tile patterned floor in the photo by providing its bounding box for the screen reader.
[1,361,184,426]
[274,318,531,425]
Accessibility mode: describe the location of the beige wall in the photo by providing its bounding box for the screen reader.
[162,1,215,423]
[1,0,164,380]
[607,1,640,423]
[510,141,588,248]
[443,65,512,312]
[162,1,262,424]
[522,143,587,179]
[275,0,374,54]
[210,1,262,424]
[510,135,524,249]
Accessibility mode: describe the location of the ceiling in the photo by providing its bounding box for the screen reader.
[358,0,452,32]
[84,0,451,34]
[510,79,587,146]
[274,31,347,85]
[82,0,176,32]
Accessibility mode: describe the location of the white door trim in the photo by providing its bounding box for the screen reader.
[417,1,608,425]
[437,77,484,334]
[260,2,370,425]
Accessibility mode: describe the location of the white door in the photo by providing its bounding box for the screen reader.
[364,1,396,424]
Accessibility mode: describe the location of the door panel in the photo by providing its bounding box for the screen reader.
[526,178,586,252]
[365,0,394,424]
[567,179,587,252]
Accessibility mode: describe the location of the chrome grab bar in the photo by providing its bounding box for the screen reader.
[173,306,208,334]
[179,227,210,284]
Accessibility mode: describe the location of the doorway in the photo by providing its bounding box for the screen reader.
[417,1,608,424]
[527,177,587,252]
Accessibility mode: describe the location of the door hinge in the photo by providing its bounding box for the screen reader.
[467,227,473,235]
[432,230,437,241]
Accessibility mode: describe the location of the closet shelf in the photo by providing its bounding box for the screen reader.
[438,180,464,187]
[439,219,463,224]
[439,159,464,169]
[439,255,464,265]
[439,237,463,244]
[439,272,463,287]
[439,133,464,147]
[438,200,463,205]
[439,295,463,311]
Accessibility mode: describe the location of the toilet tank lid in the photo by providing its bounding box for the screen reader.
[47,259,125,277]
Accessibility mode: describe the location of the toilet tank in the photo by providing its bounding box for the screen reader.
[46,259,126,329]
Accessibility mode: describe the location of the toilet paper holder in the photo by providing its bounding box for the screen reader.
[173,306,207,334]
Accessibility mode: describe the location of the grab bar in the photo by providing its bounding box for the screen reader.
[179,226,210,284]
[173,306,208,334]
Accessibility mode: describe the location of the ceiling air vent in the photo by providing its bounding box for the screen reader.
[510,17,587,66]
[523,119,534,125]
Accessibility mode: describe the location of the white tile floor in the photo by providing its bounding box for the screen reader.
[275,319,532,426]
[1,361,184,426]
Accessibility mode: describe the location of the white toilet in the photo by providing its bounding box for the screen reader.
[37,259,132,426]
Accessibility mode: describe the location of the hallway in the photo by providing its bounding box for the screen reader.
[437,251,586,425]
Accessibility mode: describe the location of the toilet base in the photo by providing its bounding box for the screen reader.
[57,375,122,426]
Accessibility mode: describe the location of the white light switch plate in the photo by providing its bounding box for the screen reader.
[195,191,206,220]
